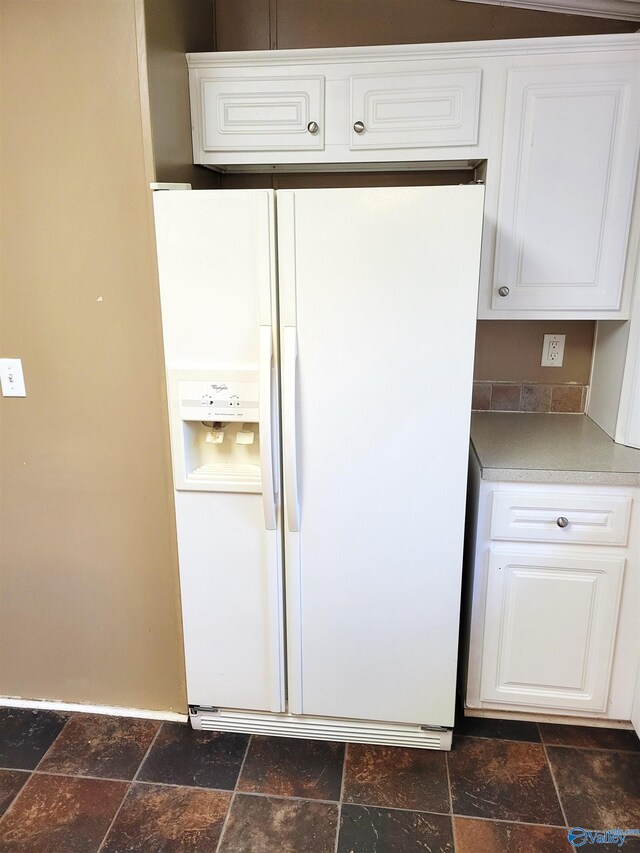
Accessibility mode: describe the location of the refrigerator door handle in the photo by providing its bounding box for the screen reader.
[283,326,300,532]
[259,326,277,531]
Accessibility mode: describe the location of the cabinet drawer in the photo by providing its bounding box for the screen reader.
[491,491,632,546]
[349,67,481,150]
[198,76,325,152]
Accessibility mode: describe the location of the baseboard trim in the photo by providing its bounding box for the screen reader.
[0,696,188,723]
[464,707,633,729]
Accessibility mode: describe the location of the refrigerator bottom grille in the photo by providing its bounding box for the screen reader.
[190,708,452,750]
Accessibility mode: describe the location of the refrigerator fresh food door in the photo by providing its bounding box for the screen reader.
[278,186,484,726]
[153,189,285,713]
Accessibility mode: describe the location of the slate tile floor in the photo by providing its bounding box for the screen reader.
[0,708,638,851]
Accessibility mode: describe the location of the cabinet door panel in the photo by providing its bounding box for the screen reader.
[481,550,624,712]
[198,76,325,151]
[492,56,640,313]
[350,66,481,150]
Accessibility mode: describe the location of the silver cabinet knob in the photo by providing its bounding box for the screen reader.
[353,121,365,134]
[498,286,510,297]
[557,516,569,528]
[307,121,319,134]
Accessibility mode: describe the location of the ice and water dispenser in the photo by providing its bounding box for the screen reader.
[168,370,262,492]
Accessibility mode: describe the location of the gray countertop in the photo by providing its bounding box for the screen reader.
[471,412,640,486]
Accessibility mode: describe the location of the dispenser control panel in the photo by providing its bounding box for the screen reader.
[178,377,259,422]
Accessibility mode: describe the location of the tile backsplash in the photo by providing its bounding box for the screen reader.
[472,382,587,414]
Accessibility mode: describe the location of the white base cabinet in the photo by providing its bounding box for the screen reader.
[465,462,640,722]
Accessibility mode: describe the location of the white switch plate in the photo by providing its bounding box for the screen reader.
[541,334,566,368]
[0,358,27,396]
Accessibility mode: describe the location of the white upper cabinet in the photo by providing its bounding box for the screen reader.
[348,65,482,151]
[194,74,325,153]
[187,45,494,168]
[485,52,640,318]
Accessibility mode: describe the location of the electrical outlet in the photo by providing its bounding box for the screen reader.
[541,334,566,368]
[0,358,26,396]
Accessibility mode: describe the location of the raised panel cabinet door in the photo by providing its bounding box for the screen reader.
[492,54,640,314]
[480,549,625,712]
[350,65,482,150]
[194,74,325,152]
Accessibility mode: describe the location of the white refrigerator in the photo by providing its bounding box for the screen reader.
[153,185,484,750]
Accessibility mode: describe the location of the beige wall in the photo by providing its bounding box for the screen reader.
[0,0,187,712]
[475,321,595,384]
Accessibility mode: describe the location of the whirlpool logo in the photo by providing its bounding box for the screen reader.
[568,828,640,847]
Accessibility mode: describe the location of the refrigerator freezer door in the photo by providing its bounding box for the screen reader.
[153,189,285,713]
[278,186,484,726]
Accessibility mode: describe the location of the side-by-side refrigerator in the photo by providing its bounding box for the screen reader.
[153,185,484,750]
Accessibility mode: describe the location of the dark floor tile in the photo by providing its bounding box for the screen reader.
[0,708,69,770]
[218,793,338,853]
[343,743,449,812]
[448,737,564,824]
[338,804,454,853]
[138,723,249,790]
[454,817,570,853]
[0,773,126,852]
[539,723,640,752]
[455,712,540,742]
[101,782,231,852]
[238,736,343,800]
[547,746,640,830]
[38,714,159,780]
[0,769,30,816]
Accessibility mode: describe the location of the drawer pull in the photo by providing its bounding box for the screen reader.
[557,516,569,528]
[353,121,365,134]
[307,121,319,134]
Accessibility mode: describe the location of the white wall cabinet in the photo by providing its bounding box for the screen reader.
[188,48,491,169]
[486,54,640,318]
[465,468,640,722]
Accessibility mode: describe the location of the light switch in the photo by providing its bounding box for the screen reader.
[0,358,27,397]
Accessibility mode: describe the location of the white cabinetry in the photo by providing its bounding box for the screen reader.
[465,468,639,721]
[188,46,493,169]
[589,238,640,448]
[486,54,640,318]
